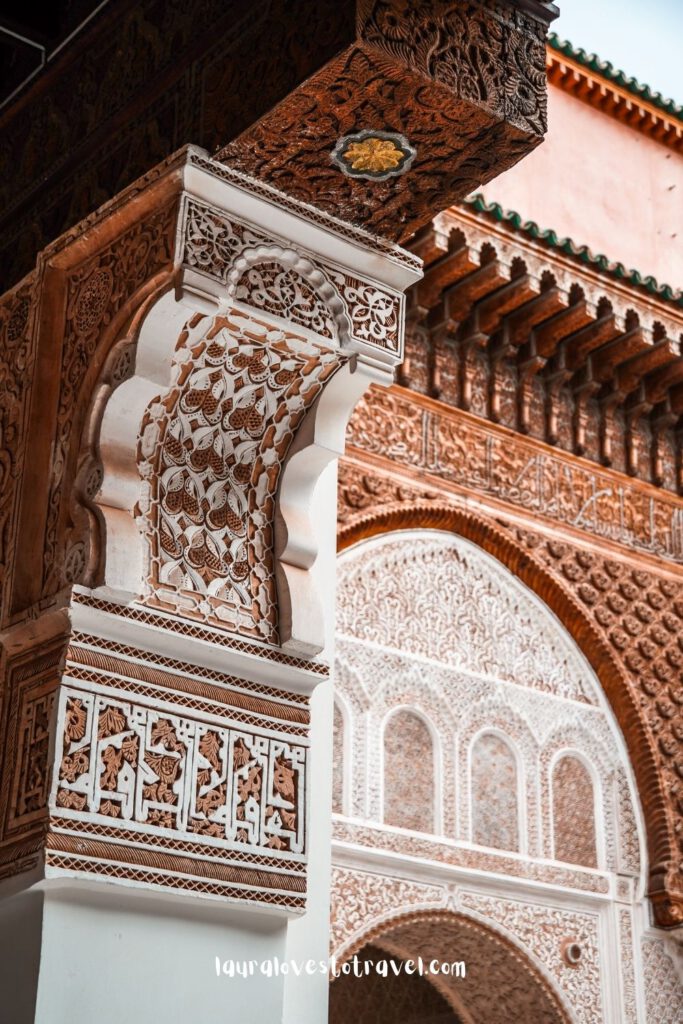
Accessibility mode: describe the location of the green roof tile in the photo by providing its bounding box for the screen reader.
[548,33,683,123]
[463,194,683,309]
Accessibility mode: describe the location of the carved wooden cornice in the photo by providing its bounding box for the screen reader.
[547,35,683,152]
[219,0,558,242]
[406,204,683,495]
[0,0,558,286]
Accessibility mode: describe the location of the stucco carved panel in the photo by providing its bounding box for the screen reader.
[138,309,342,642]
[44,630,309,908]
[457,890,602,1024]
[330,865,446,958]
[641,935,683,1024]
[334,531,641,885]
[337,533,595,703]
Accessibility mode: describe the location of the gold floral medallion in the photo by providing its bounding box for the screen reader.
[331,130,416,180]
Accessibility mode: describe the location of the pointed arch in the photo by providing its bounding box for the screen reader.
[337,502,672,925]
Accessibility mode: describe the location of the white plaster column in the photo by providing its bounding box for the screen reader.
[0,148,420,1024]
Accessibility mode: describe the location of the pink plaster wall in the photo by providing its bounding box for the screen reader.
[481,86,683,289]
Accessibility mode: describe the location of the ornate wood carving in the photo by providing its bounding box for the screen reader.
[219,0,556,242]
[346,387,683,564]
[0,276,39,623]
[0,0,359,288]
[0,630,67,883]
[404,204,683,497]
[42,199,179,597]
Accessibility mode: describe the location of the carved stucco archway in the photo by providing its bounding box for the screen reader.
[330,909,574,1024]
[336,502,674,925]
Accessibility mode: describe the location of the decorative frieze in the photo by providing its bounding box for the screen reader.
[346,387,683,563]
[39,629,310,909]
[332,820,611,895]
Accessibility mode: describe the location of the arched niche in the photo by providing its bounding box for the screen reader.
[551,753,599,869]
[470,730,521,853]
[382,707,436,834]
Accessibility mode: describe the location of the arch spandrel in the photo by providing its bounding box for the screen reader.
[337,530,596,705]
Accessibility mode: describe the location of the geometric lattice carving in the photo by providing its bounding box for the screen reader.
[139,309,342,642]
[383,710,434,834]
[641,935,683,1024]
[471,733,520,853]
[552,755,597,868]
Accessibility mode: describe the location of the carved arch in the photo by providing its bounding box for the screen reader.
[363,662,453,828]
[541,724,613,869]
[337,503,670,924]
[229,246,352,343]
[332,907,574,1024]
